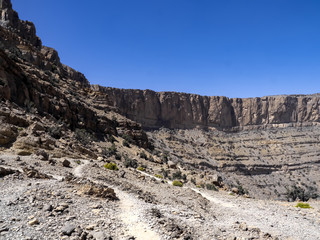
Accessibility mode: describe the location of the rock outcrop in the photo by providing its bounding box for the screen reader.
[0,0,41,48]
[93,86,320,130]
[0,0,151,149]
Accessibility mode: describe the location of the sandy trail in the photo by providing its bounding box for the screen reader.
[73,161,161,240]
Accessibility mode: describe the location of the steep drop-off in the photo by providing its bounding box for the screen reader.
[93,86,320,130]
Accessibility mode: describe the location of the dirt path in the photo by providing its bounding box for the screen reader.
[73,161,161,240]
[137,170,320,240]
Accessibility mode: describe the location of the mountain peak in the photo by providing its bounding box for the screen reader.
[0,0,42,49]
[0,0,12,9]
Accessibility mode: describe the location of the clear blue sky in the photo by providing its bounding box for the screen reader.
[12,0,320,98]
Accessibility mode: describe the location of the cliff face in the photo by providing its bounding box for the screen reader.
[0,0,151,148]
[93,86,320,130]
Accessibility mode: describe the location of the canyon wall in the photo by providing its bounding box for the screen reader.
[93,86,320,130]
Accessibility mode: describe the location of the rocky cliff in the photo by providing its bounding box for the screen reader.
[0,0,150,149]
[93,86,320,130]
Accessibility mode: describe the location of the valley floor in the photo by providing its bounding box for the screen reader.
[1,153,320,240]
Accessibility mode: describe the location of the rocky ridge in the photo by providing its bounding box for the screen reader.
[93,86,320,130]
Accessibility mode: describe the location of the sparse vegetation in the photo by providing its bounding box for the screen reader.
[295,202,311,209]
[160,168,169,178]
[137,166,145,171]
[122,139,130,147]
[285,185,318,202]
[107,143,117,156]
[75,128,97,145]
[172,171,182,180]
[206,183,217,191]
[124,156,138,168]
[155,174,163,179]
[122,134,133,143]
[139,151,148,160]
[104,162,118,171]
[172,180,183,187]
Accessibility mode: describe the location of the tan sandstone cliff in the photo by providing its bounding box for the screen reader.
[92,86,320,130]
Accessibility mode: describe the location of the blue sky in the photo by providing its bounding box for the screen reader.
[12,0,320,98]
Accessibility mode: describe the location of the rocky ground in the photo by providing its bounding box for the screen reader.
[1,152,320,240]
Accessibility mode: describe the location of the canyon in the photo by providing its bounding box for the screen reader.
[0,0,320,239]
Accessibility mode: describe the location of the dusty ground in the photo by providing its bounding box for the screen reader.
[1,153,320,240]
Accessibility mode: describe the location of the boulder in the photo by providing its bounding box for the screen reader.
[62,159,71,167]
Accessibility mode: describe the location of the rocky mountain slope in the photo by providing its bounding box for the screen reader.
[1,0,320,239]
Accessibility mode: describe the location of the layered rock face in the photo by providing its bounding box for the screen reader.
[0,0,150,149]
[93,86,320,130]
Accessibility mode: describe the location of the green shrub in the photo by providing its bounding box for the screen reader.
[104,162,118,171]
[108,144,117,155]
[172,180,183,187]
[155,174,163,179]
[124,157,138,168]
[115,153,122,160]
[122,134,133,143]
[295,202,311,209]
[172,171,182,180]
[160,168,169,178]
[137,166,145,171]
[139,152,148,160]
[122,139,130,147]
[75,128,97,145]
[285,185,310,202]
[106,134,116,143]
[206,183,218,191]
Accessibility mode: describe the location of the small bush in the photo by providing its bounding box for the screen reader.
[206,183,218,191]
[172,171,182,180]
[155,174,163,179]
[106,134,116,143]
[115,153,122,160]
[285,185,311,202]
[75,128,97,145]
[160,168,169,178]
[122,134,133,143]
[123,140,130,147]
[295,202,311,209]
[137,166,145,171]
[172,180,183,187]
[108,144,117,155]
[104,162,118,171]
[139,152,148,160]
[124,157,138,168]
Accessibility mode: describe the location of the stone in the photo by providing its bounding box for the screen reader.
[92,231,108,240]
[85,224,95,230]
[61,223,76,236]
[231,187,239,194]
[0,225,8,233]
[167,161,177,169]
[62,159,71,168]
[43,204,53,212]
[36,149,49,161]
[28,218,39,226]
[0,124,17,145]
[211,174,222,186]
[0,167,16,177]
